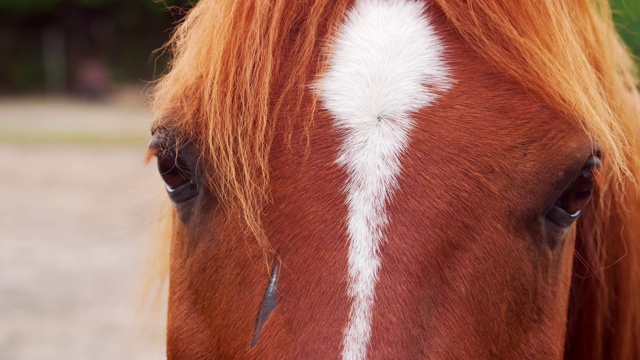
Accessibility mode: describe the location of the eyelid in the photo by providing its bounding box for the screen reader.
[145,146,159,164]
[147,130,181,163]
[560,153,601,190]
[146,133,168,163]
[148,125,181,150]
[584,154,601,170]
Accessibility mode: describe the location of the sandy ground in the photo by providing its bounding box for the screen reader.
[0,96,167,359]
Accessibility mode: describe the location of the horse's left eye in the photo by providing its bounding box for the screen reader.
[556,169,595,214]
[546,155,600,227]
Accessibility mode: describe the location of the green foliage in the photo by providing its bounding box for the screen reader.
[611,0,640,67]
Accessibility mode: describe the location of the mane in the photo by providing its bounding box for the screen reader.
[151,0,640,357]
[152,0,350,247]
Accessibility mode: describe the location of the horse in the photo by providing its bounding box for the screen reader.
[147,0,640,358]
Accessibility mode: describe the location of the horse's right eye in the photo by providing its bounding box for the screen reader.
[156,150,198,203]
[157,151,190,189]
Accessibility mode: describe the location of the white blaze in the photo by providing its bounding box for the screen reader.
[314,0,451,359]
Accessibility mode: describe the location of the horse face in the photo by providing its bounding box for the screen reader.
[150,2,599,359]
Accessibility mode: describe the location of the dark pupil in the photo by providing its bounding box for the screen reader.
[556,169,595,215]
[157,152,191,190]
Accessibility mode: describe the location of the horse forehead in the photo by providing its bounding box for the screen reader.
[316,0,451,124]
[315,1,452,359]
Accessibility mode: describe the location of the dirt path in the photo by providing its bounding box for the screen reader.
[0,97,166,359]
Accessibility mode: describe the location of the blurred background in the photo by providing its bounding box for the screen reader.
[0,1,637,359]
[0,1,194,359]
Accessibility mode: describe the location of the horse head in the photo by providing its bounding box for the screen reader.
[149,0,640,358]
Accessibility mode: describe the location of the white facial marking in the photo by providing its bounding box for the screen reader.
[314,0,451,359]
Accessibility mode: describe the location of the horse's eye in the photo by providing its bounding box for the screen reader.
[158,151,190,189]
[156,150,198,202]
[546,155,600,227]
[556,169,595,214]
